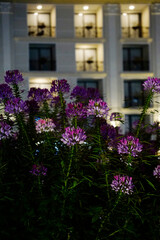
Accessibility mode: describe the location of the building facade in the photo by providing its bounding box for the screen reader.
[0,2,160,132]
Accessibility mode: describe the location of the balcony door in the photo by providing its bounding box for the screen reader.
[75,14,96,37]
[76,48,97,71]
[27,13,50,36]
[121,13,141,38]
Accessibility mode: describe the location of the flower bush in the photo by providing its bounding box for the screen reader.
[0,71,160,240]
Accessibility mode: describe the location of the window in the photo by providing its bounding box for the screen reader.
[121,13,141,38]
[27,12,55,37]
[123,45,149,71]
[125,114,150,133]
[29,44,56,71]
[77,79,102,97]
[76,48,103,72]
[124,80,147,107]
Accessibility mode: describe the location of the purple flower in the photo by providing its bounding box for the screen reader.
[86,88,100,100]
[28,88,53,103]
[70,86,87,100]
[143,77,160,93]
[153,165,160,179]
[117,136,143,157]
[36,118,56,133]
[50,79,70,93]
[100,123,117,140]
[66,102,87,119]
[111,175,134,195]
[5,97,28,114]
[87,99,109,119]
[61,126,87,146]
[0,121,12,140]
[110,112,123,122]
[25,99,39,114]
[4,70,24,85]
[29,163,47,176]
[0,84,13,102]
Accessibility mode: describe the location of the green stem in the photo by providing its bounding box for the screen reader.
[96,118,102,153]
[16,114,34,162]
[105,171,110,202]
[136,91,153,138]
[96,192,122,239]
[64,146,74,188]
[13,83,21,98]
[59,91,66,129]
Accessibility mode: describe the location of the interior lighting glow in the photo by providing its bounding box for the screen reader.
[123,13,127,16]
[37,5,42,10]
[79,13,83,16]
[34,12,38,15]
[129,5,135,10]
[83,6,89,10]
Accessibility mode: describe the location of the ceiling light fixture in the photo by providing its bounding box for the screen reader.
[129,5,135,10]
[37,5,42,10]
[83,6,89,10]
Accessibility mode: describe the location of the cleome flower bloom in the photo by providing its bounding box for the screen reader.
[28,88,53,103]
[50,79,70,93]
[29,163,47,176]
[153,165,160,179]
[5,97,28,114]
[143,77,160,93]
[111,175,134,195]
[70,86,87,100]
[61,126,87,146]
[117,136,143,157]
[66,102,87,119]
[35,118,56,133]
[87,99,109,119]
[0,121,12,140]
[4,70,24,85]
[0,84,13,102]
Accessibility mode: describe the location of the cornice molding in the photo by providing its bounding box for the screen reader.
[0,0,159,3]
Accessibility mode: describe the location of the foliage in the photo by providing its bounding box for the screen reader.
[0,71,160,240]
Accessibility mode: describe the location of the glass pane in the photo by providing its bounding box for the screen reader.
[84,14,96,27]
[27,13,37,26]
[30,48,39,70]
[86,82,97,88]
[40,48,51,70]
[38,14,50,27]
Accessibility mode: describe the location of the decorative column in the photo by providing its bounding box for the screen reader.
[0,2,12,76]
[150,4,160,122]
[103,4,121,113]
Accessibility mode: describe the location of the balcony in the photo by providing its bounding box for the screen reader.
[121,4,150,39]
[74,5,103,39]
[121,26,149,38]
[75,26,102,38]
[29,44,56,71]
[123,45,149,71]
[28,25,55,37]
[27,4,56,38]
[123,60,149,71]
[76,60,103,72]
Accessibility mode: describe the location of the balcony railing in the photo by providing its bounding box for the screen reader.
[76,61,103,72]
[28,26,56,37]
[123,60,149,71]
[75,26,103,38]
[30,60,56,71]
[121,26,149,38]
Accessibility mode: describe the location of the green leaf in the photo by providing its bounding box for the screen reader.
[146,179,156,191]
